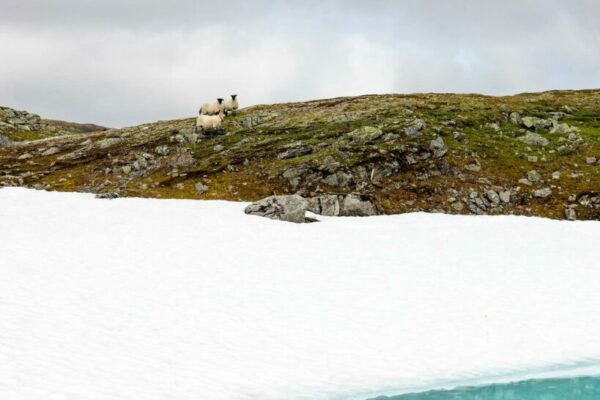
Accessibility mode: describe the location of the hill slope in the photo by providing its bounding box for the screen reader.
[1,90,600,220]
[0,105,108,142]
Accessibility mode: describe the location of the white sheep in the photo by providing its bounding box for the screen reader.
[196,110,225,133]
[199,98,224,116]
[223,94,239,116]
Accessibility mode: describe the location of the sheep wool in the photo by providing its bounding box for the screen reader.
[199,98,225,116]
[196,111,225,133]
[223,94,239,115]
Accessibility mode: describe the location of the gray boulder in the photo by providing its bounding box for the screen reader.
[485,190,500,206]
[346,126,384,144]
[499,190,512,203]
[340,194,379,216]
[318,156,341,173]
[564,208,577,221]
[307,195,341,216]
[557,145,575,155]
[527,170,541,183]
[0,134,11,146]
[308,194,379,217]
[322,170,353,188]
[282,165,309,190]
[518,132,549,147]
[550,123,579,135]
[168,152,196,169]
[509,112,523,125]
[522,116,553,130]
[404,119,426,137]
[533,187,552,199]
[195,182,209,195]
[429,136,448,158]
[244,195,309,223]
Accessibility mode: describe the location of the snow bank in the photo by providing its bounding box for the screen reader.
[1,188,600,400]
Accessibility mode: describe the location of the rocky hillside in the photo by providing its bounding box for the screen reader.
[0,106,108,144]
[1,90,600,220]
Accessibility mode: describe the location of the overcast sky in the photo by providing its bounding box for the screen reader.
[1,0,599,127]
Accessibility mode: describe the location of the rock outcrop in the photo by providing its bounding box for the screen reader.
[244,195,309,223]
[0,107,43,132]
[308,194,380,217]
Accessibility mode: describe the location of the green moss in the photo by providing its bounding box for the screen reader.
[3,130,56,142]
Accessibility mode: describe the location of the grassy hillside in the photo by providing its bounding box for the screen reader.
[1,90,600,220]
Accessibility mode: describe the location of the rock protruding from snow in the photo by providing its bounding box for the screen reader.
[244,195,309,223]
[308,194,380,217]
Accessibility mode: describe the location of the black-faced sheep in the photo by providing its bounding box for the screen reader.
[199,98,224,116]
[223,94,239,116]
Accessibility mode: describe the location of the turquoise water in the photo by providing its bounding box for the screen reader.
[370,376,600,400]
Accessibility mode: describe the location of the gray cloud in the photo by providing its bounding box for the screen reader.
[1,0,599,127]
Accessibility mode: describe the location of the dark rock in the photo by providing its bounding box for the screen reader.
[322,170,353,188]
[95,192,119,200]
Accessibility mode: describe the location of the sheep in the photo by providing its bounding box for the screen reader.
[196,110,225,133]
[199,98,224,116]
[223,94,239,116]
